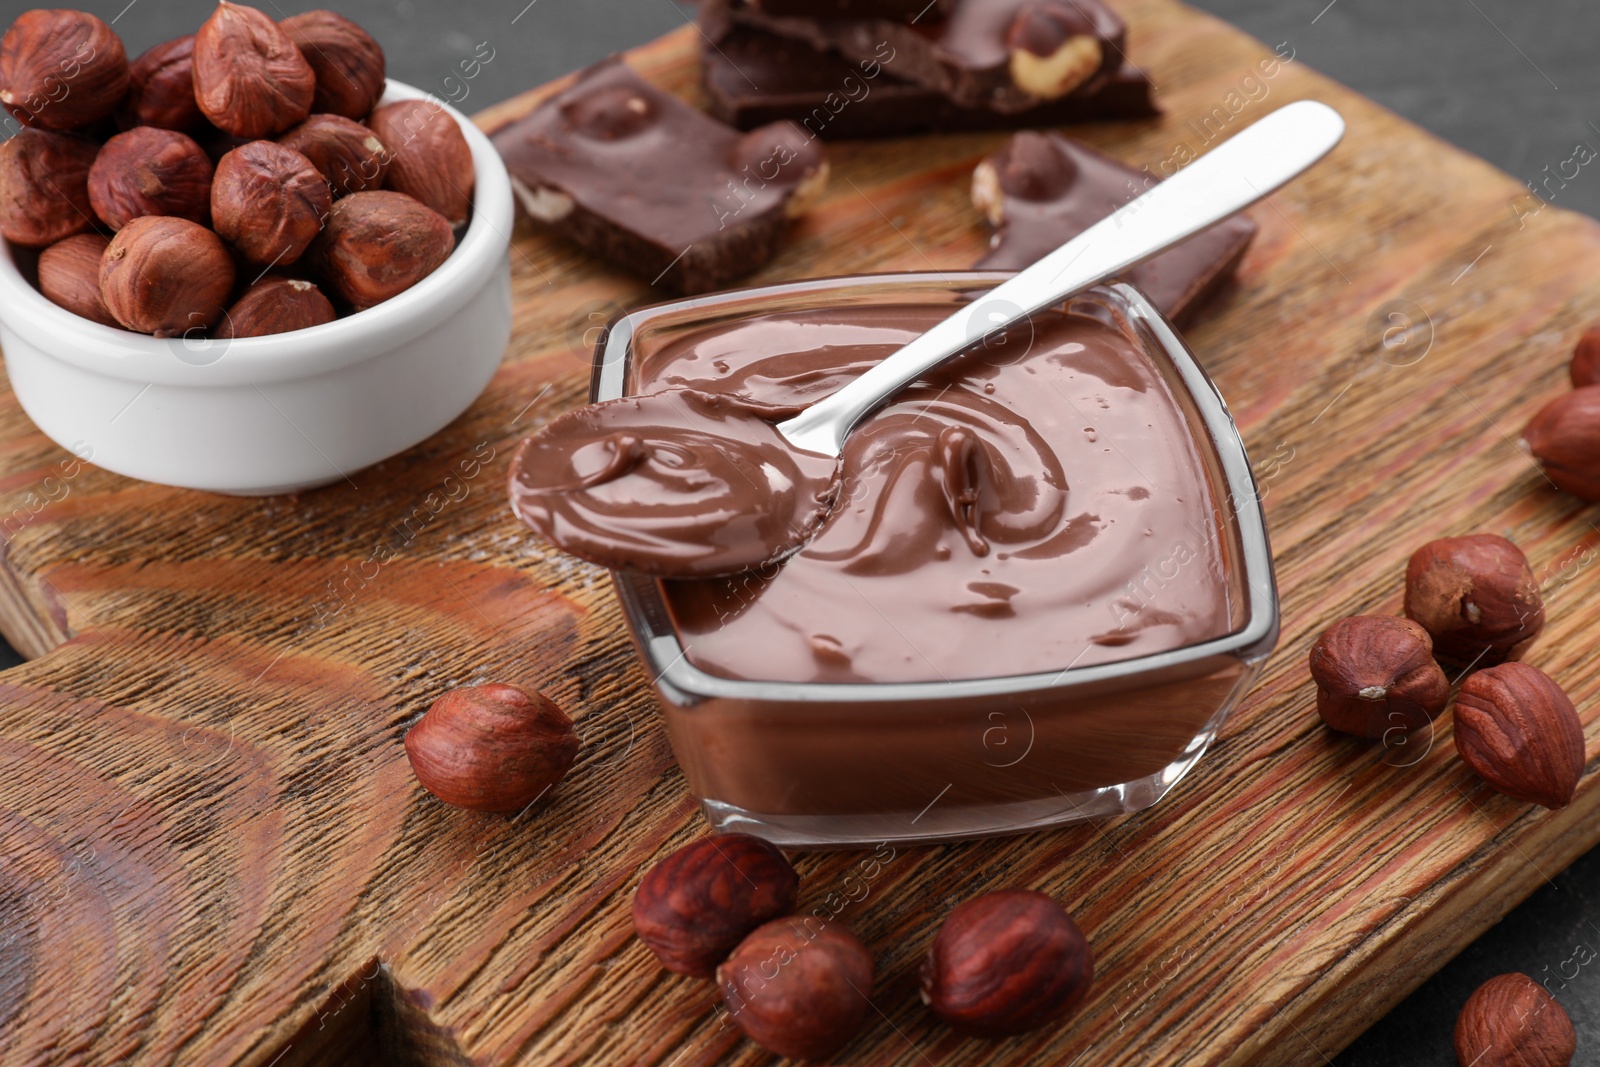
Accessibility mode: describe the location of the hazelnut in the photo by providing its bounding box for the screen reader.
[921,889,1093,1038]
[562,83,658,141]
[1523,386,1600,501]
[88,127,214,231]
[1454,972,1576,1067]
[1005,3,1105,101]
[1455,662,1585,810]
[0,9,130,130]
[278,114,387,197]
[730,122,829,218]
[37,232,116,327]
[99,216,236,337]
[718,919,874,1061]
[0,127,98,247]
[972,131,1077,226]
[368,100,475,228]
[310,190,455,311]
[403,683,578,812]
[280,11,386,121]
[217,276,336,338]
[211,140,332,266]
[1571,326,1600,388]
[1404,534,1544,667]
[119,36,207,134]
[193,1,315,139]
[632,834,799,977]
[1309,616,1451,739]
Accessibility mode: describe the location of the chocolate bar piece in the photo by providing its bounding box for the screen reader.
[749,0,952,16]
[704,0,1127,114]
[491,57,828,294]
[973,132,1256,326]
[702,27,1157,138]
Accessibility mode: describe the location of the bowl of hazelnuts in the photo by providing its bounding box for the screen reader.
[0,4,513,494]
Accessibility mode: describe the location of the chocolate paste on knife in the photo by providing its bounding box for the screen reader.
[630,303,1234,683]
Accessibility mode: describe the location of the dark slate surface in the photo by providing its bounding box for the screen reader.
[0,2,1594,1064]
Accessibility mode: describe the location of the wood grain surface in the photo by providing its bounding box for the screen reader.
[2,2,1599,1064]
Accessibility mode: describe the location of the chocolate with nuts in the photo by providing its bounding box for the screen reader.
[1455,662,1585,809]
[973,131,1257,326]
[491,57,827,294]
[0,128,98,247]
[193,1,316,139]
[1403,534,1544,667]
[0,9,130,130]
[1309,616,1450,739]
[88,127,215,230]
[921,889,1093,1037]
[705,0,1126,113]
[280,10,387,121]
[632,834,799,977]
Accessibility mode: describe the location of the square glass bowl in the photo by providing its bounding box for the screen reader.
[592,273,1278,846]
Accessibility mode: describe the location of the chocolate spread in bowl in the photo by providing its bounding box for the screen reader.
[636,302,1235,683]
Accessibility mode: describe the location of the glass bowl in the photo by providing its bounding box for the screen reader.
[592,272,1278,846]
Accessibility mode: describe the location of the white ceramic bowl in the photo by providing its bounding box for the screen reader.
[0,81,514,495]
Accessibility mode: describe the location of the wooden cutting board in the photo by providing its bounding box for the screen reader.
[3,3,1598,1064]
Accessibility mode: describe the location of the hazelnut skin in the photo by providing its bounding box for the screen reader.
[0,9,131,131]
[217,276,336,338]
[99,216,237,337]
[633,835,799,977]
[404,683,579,812]
[368,100,475,227]
[37,232,117,327]
[280,11,387,121]
[1454,972,1576,1067]
[119,36,207,134]
[1455,662,1585,810]
[89,127,215,231]
[718,919,874,1061]
[1309,616,1451,738]
[921,889,1093,1038]
[310,190,455,311]
[1404,534,1544,667]
[193,1,316,139]
[278,114,387,197]
[0,127,98,247]
[1570,326,1600,388]
[211,140,332,266]
[1523,386,1600,501]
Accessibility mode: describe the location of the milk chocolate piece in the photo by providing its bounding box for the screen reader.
[974,132,1256,325]
[705,0,1127,113]
[490,57,828,294]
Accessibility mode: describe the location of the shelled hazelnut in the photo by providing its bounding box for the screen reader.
[1523,387,1600,501]
[310,190,455,310]
[217,276,336,338]
[0,9,130,130]
[404,683,579,812]
[633,835,800,977]
[0,128,99,247]
[211,140,332,266]
[1455,662,1585,809]
[37,232,115,327]
[278,114,387,197]
[99,216,236,336]
[718,919,874,1061]
[280,10,386,121]
[193,1,315,139]
[119,36,207,133]
[921,889,1094,1037]
[1309,615,1450,738]
[1454,973,1575,1067]
[1569,326,1600,388]
[369,100,475,227]
[1005,4,1103,101]
[88,127,214,230]
[1404,534,1543,667]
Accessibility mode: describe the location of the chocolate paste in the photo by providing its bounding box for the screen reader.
[634,303,1233,683]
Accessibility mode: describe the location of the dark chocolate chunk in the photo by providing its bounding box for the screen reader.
[490,57,828,294]
[704,0,1127,114]
[701,27,1157,139]
[973,131,1256,326]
